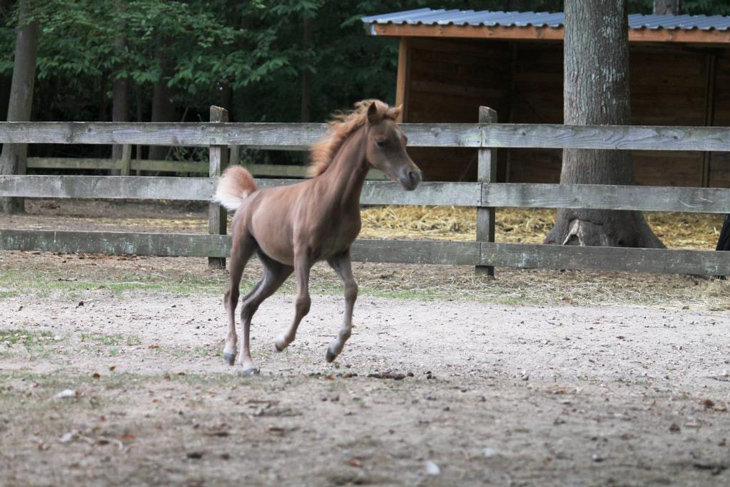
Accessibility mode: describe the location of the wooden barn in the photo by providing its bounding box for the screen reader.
[361,8,730,188]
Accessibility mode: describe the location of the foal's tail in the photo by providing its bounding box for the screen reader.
[213,166,258,211]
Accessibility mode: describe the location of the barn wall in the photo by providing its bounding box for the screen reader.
[404,38,727,188]
[630,45,706,187]
[404,38,511,182]
[508,42,563,184]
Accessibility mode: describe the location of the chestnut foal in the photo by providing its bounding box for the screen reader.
[214,100,422,374]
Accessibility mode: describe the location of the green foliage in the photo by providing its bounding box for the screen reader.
[628,0,730,15]
[0,0,727,133]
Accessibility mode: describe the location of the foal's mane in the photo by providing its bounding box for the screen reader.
[308,99,401,177]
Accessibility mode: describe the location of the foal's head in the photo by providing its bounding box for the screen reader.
[364,102,422,191]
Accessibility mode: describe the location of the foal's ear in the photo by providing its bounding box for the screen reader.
[390,104,403,120]
[367,102,381,125]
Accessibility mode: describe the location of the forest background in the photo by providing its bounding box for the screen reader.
[1,0,728,163]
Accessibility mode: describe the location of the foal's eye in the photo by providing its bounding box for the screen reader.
[376,139,387,147]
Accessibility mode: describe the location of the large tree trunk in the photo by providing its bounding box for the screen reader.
[544,0,663,248]
[0,0,39,214]
[654,0,681,15]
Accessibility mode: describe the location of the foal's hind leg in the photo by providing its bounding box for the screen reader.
[239,253,293,374]
[325,251,358,363]
[223,236,256,365]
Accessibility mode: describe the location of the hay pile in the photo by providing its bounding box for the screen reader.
[20,199,726,250]
[360,206,724,250]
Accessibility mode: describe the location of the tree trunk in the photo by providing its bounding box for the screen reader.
[149,77,175,161]
[654,0,681,15]
[111,72,129,163]
[300,16,312,123]
[112,0,129,164]
[0,0,39,214]
[544,0,663,248]
[220,82,233,117]
[98,72,108,122]
[135,82,144,171]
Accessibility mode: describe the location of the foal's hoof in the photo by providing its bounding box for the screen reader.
[239,366,260,376]
[326,348,337,363]
[223,352,236,366]
[274,335,289,352]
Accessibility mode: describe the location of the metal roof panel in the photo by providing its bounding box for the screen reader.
[363,9,730,32]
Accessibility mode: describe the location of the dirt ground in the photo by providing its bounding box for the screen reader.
[2,201,730,486]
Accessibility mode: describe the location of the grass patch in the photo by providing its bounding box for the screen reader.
[0,329,54,346]
[0,266,233,297]
[0,329,58,359]
[79,333,141,347]
[0,371,155,415]
[2,239,729,310]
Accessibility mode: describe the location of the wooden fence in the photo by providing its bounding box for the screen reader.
[26,151,388,179]
[1,106,729,276]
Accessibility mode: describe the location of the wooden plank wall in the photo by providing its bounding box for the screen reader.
[405,38,511,182]
[508,42,563,184]
[630,45,706,187]
[405,39,729,188]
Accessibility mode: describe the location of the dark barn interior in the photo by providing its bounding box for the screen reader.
[363,9,730,188]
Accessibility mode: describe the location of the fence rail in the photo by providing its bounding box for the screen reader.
[2,176,728,214]
[1,230,728,275]
[1,107,729,276]
[0,122,481,149]
[26,157,388,179]
[1,121,729,151]
[27,157,210,174]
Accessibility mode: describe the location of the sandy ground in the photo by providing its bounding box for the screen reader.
[2,200,730,485]
[2,285,730,486]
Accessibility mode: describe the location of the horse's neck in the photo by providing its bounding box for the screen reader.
[318,127,369,210]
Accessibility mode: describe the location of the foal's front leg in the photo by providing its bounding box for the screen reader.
[326,251,357,363]
[274,252,312,352]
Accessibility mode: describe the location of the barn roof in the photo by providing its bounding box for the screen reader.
[362,8,730,43]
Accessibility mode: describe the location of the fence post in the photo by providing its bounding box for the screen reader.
[120,144,132,176]
[229,145,240,166]
[208,106,229,269]
[476,106,497,276]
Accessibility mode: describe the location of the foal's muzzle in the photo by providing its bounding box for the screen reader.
[399,168,422,191]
